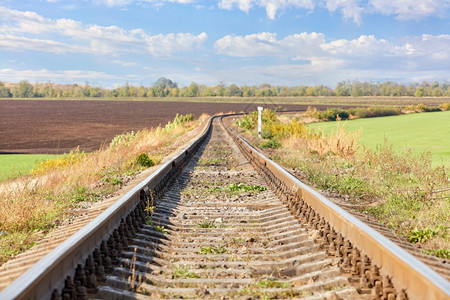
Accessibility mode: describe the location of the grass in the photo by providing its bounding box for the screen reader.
[308,111,450,167]
[197,220,217,228]
[199,245,228,254]
[0,154,60,181]
[0,113,206,265]
[172,265,202,279]
[211,183,267,194]
[235,110,449,258]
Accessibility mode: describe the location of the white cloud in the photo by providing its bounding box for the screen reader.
[214,32,281,56]
[0,6,207,56]
[215,32,327,60]
[95,0,197,6]
[214,32,450,84]
[216,0,449,22]
[112,60,137,66]
[369,0,450,20]
[0,34,90,53]
[145,32,207,55]
[215,31,328,62]
[218,0,315,19]
[218,0,254,12]
[215,32,450,63]
[324,0,363,24]
[321,35,390,56]
[0,68,118,83]
[55,0,449,23]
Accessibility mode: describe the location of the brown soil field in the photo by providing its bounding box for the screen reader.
[0,99,318,154]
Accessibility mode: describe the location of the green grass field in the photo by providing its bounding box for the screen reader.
[308,111,450,167]
[0,154,60,181]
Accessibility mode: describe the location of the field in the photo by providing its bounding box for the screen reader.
[308,111,450,167]
[0,99,314,181]
[1,99,447,180]
[0,99,319,154]
[0,154,59,181]
[8,96,449,107]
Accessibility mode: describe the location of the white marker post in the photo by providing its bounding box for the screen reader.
[257,106,263,138]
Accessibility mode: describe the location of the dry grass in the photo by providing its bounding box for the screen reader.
[283,123,360,160]
[0,114,208,264]
[280,135,449,255]
[235,111,449,258]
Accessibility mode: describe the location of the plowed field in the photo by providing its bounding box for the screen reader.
[0,99,310,154]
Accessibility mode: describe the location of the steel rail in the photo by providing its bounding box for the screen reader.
[219,115,450,300]
[0,117,214,300]
[2,112,449,299]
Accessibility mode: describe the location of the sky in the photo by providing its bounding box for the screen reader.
[0,0,449,88]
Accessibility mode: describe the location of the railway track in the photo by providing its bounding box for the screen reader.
[1,115,449,299]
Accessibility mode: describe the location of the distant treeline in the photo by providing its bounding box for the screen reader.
[1,78,450,98]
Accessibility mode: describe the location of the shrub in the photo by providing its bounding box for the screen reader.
[348,106,402,118]
[31,148,86,175]
[260,139,281,149]
[136,153,155,167]
[0,112,204,265]
[165,113,194,132]
[109,131,137,148]
[260,127,274,139]
[236,114,256,130]
[405,104,441,113]
[423,249,450,259]
[305,106,321,120]
[320,108,350,121]
[439,102,450,111]
[407,227,438,244]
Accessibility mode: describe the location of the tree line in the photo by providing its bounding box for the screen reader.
[1,78,450,98]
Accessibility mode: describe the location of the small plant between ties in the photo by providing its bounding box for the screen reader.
[155,225,167,234]
[199,245,228,255]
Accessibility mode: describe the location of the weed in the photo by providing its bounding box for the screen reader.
[0,231,40,265]
[109,131,137,148]
[155,225,167,234]
[422,248,450,259]
[407,227,438,244]
[260,139,281,149]
[241,109,449,258]
[232,237,245,243]
[164,113,194,132]
[125,250,141,291]
[236,114,255,130]
[30,148,86,175]
[173,264,201,279]
[103,170,124,186]
[145,217,154,226]
[144,205,156,215]
[197,220,217,228]
[199,245,227,254]
[256,278,291,289]
[0,113,205,264]
[236,278,294,299]
[212,183,267,194]
[70,186,102,203]
[136,153,155,168]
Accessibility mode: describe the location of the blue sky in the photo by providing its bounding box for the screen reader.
[0,0,449,88]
